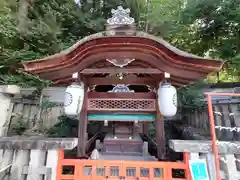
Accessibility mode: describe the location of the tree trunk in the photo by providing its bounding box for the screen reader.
[18,0,29,32]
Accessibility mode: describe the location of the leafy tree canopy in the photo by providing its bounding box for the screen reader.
[0,0,239,89]
[0,0,145,87]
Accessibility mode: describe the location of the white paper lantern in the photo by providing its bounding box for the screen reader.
[157,82,177,117]
[64,82,84,116]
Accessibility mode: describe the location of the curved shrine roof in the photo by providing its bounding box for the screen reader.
[22,31,224,86]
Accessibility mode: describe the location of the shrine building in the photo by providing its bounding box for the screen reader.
[22,6,224,180]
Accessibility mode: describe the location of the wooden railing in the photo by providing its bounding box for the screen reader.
[56,150,191,180]
[87,98,156,112]
[140,134,158,157]
[85,132,101,154]
[141,134,158,147]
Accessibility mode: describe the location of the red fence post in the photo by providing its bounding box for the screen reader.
[183,152,191,180]
[207,94,221,180]
[56,150,64,180]
[204,92,240,180]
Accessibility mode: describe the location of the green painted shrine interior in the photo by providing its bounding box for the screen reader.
[88,114,156,121]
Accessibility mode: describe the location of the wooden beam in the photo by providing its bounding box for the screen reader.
[80,68,162,74]
[87,77,157,86]
[88,92,156,99]
[143,122,149,134]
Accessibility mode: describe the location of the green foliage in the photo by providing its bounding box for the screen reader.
[0,0,146,88]
[0,0,58,87]
[174,0,240,107]
[47,115,77,137]
[178,0,240,80]
[181,0,240,58]
[0,72,51,88]
[8,97,59,135]
[144,0,239,82]
[143,0,239,108]
[178,80,206,110]
[10,117,28,135]
[41,98,58,110]
[142,0,185,36]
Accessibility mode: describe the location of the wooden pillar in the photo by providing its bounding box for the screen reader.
[143,122,148,135]
[156,102,166,160]
[77,85,88,157]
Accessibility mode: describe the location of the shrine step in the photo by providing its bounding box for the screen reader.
[99,154,157,161]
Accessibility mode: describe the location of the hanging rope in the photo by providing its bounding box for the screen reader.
[213,110,240,116]
[215,126,240,132]
[216,140,240,149]
[219,156,240,163]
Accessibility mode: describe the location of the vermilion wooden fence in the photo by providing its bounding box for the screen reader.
[56,150,191,180]
[205,92,240,180]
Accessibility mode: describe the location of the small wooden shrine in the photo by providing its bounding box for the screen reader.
[22,6,223,160]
